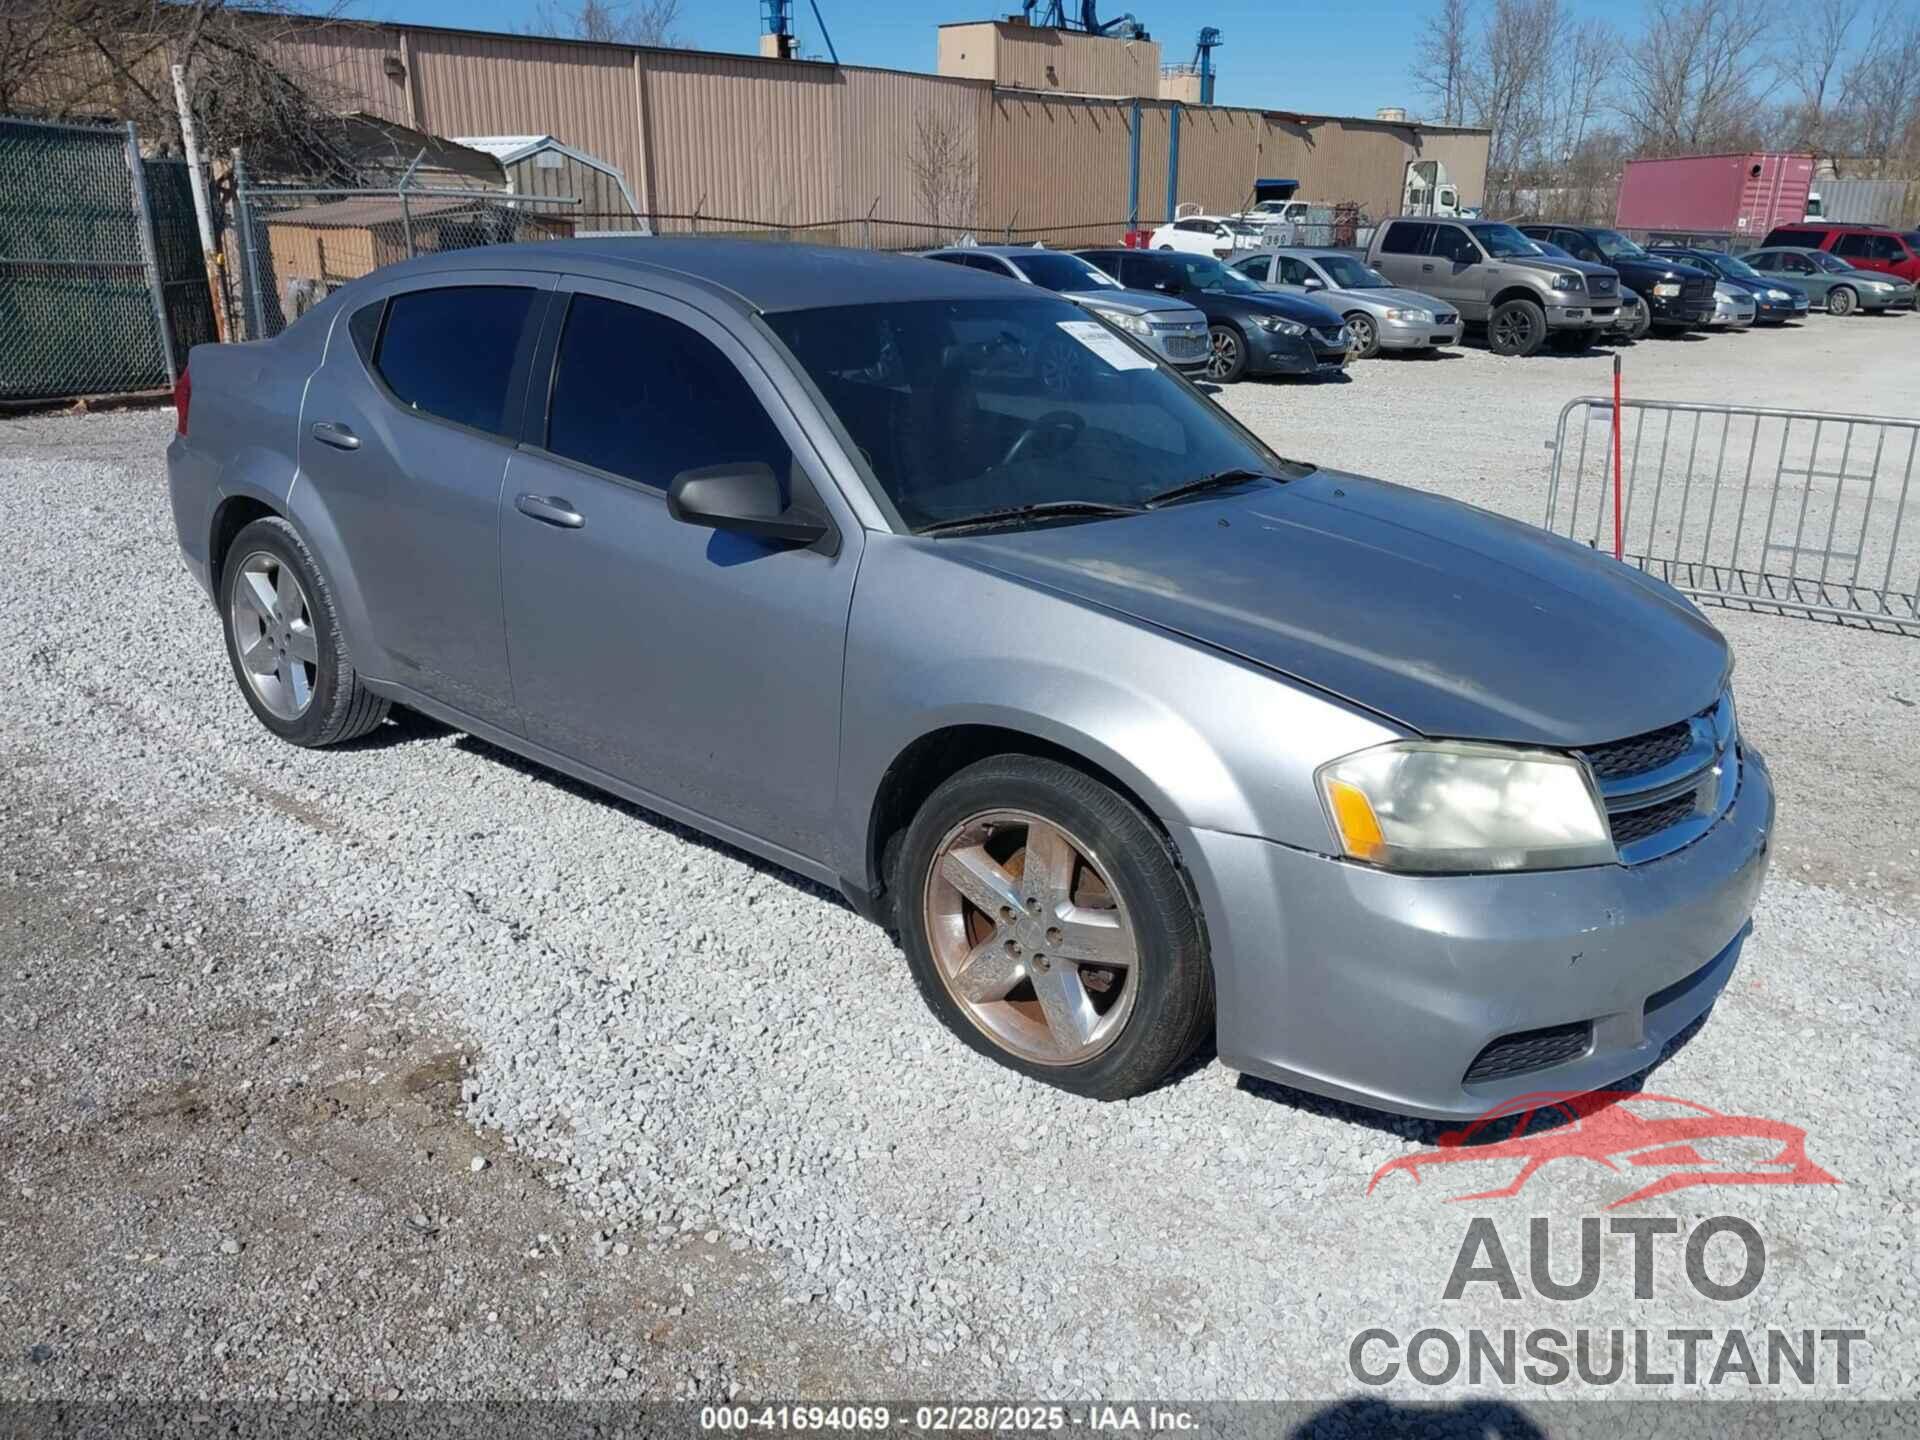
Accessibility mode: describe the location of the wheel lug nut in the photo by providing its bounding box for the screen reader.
[1046,926,1062,945]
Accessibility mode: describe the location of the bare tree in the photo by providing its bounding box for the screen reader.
[908,107,976,234]
[2,0,367,179]
[1460,0,1559,212]
[1410,0,1472,127]
[529,0,681,47]
[1781,0,1862,159]
[1616,0,1777,155]
[1836,4,1920,175]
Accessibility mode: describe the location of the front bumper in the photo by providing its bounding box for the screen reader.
[1177,747,1774,1121]
[1543,301,1615,329]
[1376,317,1461,350]
[1248,329,1349,376]
[1648,294,1715,327]
[1856,287,1912,311]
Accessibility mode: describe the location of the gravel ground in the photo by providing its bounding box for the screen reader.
[2,313,1916,1409]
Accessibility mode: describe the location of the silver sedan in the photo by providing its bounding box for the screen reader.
[1230,247,1461,358]
[166,240,1770,1117]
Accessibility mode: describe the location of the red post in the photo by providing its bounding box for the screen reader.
[1611,352,1624,561]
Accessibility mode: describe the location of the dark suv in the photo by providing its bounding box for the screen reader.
[1076,248,1350,383]
[1516,225,1716,330]
[1760,224,1920,285]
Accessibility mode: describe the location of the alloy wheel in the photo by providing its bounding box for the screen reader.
[923,809,1139,1066]
[1492,307,1537,353]
[1347,313,1378,359]
[1206,328,1241,380]
[229,550,318,719]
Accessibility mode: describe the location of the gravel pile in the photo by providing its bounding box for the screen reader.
[1,312,1915,1402]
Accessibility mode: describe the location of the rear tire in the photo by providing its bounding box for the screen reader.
[1487,298,1548,357]
[219,516,389,748]
[1828,286,1856,316]
[895,755,1213,1101]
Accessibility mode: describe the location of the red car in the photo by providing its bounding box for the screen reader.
[1761,223,1920,284]
[1367,1090,1840,1209]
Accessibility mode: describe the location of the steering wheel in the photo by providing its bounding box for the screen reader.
[995,410,1086,472]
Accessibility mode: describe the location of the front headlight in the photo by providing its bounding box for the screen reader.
[1106,310,1153,337]
[1767,288,1791,300]
[1867,280,1895,291]
[1653,282,1681,297]
[1317,740,1615,873]
[1256,315,1307,336]
[1381,306,1434,322]
[1548,273,1583,291]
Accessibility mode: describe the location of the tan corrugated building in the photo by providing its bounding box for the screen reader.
[265,16,1489,240]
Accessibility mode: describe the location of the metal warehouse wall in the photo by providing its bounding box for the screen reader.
[260,18,1489,233]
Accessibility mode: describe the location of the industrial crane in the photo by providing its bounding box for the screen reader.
[1187,26,1222,105]
[1019,0,1148,40]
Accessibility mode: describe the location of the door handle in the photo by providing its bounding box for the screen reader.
[311,421,359,451]
[515,493,585,529]
[1421,262,1435,272]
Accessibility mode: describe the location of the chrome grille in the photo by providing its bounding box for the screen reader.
[1578,693,1738,863]
[1163,333,1207,358]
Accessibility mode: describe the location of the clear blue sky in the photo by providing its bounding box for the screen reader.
[339,0,1474,118]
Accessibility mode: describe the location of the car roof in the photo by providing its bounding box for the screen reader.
[355,237,1024,315]
[926,245,1080,259]
[1747,245,1823,254]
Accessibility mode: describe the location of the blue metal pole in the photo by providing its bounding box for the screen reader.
[1165,104,1181,222]
[1127,99,1141,229]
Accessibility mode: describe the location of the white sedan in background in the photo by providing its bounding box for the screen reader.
[1148,214,1270,258]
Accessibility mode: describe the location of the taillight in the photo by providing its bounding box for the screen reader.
[174,366,191,436]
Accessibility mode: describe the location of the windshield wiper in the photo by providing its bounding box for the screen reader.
[915,499,1144,536]
[1141,468,1283,509]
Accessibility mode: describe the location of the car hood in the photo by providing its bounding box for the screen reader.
[1324,285,1454,313]
[1613,254,1715,284]
[1066,287,1206,317]
[1502,255,1617,283]
[1215,289,1346,326]
[932,472,1728,747]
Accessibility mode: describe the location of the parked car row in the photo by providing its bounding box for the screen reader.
[917,211,1904,385]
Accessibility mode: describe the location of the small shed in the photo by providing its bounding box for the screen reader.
[262,194,574,320]
[456,135,643,228]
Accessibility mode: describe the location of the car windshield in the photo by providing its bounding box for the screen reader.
[1314,254,1389,288]
[1467,223,1541,258]
[762,297,1287,533]
[1006,251,1121,291]
[1530,238,1573,259]
[1164,254,1264,294]
[1588,228,1647,259]
[1809,251,1853,272]
[1713,253,1762,279]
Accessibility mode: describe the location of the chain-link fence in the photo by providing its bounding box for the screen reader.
[0,116,191,402]
[233,169,583,339]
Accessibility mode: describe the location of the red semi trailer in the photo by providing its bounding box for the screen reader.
[1614,152,1815,242]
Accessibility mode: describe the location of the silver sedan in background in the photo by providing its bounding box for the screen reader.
[1230,247,1460,358]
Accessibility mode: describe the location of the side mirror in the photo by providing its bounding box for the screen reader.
[667,462,830,547]
[1303,276,1325,290]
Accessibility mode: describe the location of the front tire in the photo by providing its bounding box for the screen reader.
[895,756,1214,1100]
[1828,286,1856,316]
[220,516,389,747]
[1205,323,1249,382]
[1344,311,1380,360]
[1487,298,1547,357]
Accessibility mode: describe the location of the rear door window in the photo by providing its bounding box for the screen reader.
[372,285,539,437]
[1379,221,1431,255]
[543,293,791,492]
[1834,233,1872,258]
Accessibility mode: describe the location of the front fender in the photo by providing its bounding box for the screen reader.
[835,535,1399,889]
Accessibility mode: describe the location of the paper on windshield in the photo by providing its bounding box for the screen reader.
[1056,319,1154,371]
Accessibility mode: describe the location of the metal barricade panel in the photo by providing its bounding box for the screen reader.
[1546,396,1919,636]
